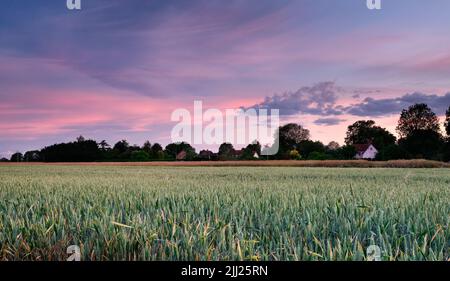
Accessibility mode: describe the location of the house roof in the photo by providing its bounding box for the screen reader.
[232,149,244,156]
[176,150,187,160]
[353,144,372,153]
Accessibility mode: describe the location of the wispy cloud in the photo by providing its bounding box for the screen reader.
[313,118,346,126]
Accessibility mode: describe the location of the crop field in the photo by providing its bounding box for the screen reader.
[0,165,449,261]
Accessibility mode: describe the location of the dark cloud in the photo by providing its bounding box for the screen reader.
[346,92,450,117]
[245,81,344,116]
[313,118,346,126]
[246,82,450,118]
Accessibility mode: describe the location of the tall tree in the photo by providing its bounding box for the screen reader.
[396,103,440,138]
[241,141,261,160]
[10,152,23,162]
[113,140,129,154]
[165,142,196,160]
[345,120,396,149]
[218,143,235,160]
[397,104,443,159]
[142,141,152,154]
[326,141,340,151]
[99,140,110,151]
[24,150,40,162]
[445,106,450,138]
[277,123,310,150]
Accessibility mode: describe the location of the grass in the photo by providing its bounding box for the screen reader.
[0,165,449,261]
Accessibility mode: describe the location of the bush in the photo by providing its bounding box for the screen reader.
[376,144,409,161]
[289,149,301,160]
[307,151,330,160]
[130,151,150,162]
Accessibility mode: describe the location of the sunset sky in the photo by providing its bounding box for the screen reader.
[1,0,450,157]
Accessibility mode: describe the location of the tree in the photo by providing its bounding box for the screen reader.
[330,145,356,160]
[398,130,443,159]
[277,124,310,150]
[396,104,443,159]
[445,106,450,138]
[10,152,23,162]
[375,144,408,161]
[307,151,329,160]
[396,103,440,138]
[345,120,396,150]
[151,143,163,152]
[99,140,110,151]
[218,143,235,160]
[241,141,261,160]
[297,140,325,159]
[326,141,340,151]
[76,135,86,143]
[113,140,129,154]
[24,150,40,162]
[151,143,164,160]
[142,141,152,154]
[289,149,301,160]
[40,138,100,162]
[130,151,150,162]
[164,142,196,160]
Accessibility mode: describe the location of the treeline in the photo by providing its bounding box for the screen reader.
[2,103,450,163]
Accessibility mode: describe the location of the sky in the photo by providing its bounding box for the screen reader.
[1,0,450,157]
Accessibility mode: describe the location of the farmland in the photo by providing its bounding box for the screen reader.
[0,165,449,261]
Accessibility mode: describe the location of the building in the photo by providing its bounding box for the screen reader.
[198,150,218,160]
[176,150,187,161]
[354,144,378,160]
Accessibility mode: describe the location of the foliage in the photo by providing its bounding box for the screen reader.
[307,151,330,160]
[398,130,443,160]
[277,123,310,152]
[326,141,340,151]
[297,140,325,159]
[375,144,409,161]
[40,138,100,162]
[23,151,41,162]
[10,152,23,162]
[241,142,261,160]
[130,151,150,162]
[289,149,301,160]
[345,120,396,149]
[218,143,235,160]
[445,106,450,138]
[165,142,196,160]
[396,103,441,138]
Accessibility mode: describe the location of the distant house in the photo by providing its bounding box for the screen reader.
[253,151,259,159]
[232,149,244,159]
[198,150,218,160]
[176,150,187,161]
[354,144,378,160]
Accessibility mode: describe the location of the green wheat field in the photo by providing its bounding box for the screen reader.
[0,165,449,261]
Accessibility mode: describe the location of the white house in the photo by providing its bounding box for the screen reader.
[354,144,378,160]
